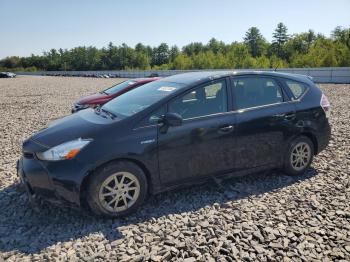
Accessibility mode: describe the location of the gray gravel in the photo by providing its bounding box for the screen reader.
[0,76,349,261]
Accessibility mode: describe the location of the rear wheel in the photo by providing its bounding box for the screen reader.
[284,136,314,176]
[86,161,148,217]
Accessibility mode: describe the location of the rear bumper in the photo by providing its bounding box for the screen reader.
[316,120,331,154]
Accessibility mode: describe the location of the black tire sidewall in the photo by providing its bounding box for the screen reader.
[87,161,148,217]
[284,136,314,176]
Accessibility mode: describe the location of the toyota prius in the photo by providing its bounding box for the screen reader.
[18,71,331,217]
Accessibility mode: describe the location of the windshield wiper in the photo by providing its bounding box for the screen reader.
[94,105,102,115]
[94,105,116,119]
[101,108,117,119]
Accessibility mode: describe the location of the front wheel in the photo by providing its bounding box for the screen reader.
[86,161,148,217]
[284,136,314,176]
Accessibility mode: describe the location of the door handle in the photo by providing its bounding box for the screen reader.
[218,125,234,133]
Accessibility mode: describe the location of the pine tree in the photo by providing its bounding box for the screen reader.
[272,22,289,59]
[169,46,180,62]
[273,23,289,45]
[244,27,266,57]
[152,43,170,66]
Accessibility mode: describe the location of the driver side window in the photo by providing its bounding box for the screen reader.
[168,80,228,120]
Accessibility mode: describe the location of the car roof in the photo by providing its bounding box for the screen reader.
[133,77,160,83]
[162,71,313,86]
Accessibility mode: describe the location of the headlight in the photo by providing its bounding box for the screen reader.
[36,138,92,161]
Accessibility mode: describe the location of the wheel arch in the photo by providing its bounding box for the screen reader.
[79,157,153,208]
[299,132,318,155]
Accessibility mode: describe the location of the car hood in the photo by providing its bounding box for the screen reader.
[76,93,108,104]
[30,109,116,148]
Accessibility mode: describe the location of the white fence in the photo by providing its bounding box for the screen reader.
[18,67,350,83]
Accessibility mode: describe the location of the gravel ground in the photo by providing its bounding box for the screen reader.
[0,76,349,261]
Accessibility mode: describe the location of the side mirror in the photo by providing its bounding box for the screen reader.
[161,113,183,126]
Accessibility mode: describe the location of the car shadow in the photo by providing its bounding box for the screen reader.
[0,168,319,255]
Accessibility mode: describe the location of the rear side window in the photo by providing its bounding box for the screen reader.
[232,77,284,110]
[285,80,307,99]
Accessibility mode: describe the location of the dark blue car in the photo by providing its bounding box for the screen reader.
[18,71,331,217]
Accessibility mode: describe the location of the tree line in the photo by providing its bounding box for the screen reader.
[1,23,350,72]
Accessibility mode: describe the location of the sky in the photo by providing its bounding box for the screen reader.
[0,0,349,59]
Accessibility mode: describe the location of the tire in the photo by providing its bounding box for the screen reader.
[283,136,314,176]
[86,161,148,217]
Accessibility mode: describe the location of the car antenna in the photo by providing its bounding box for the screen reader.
[274,64,279,72]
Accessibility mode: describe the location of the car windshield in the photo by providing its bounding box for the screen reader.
[103,80,138,95]
[102,81,184,117]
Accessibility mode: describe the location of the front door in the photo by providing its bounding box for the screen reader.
[157,79,237,185]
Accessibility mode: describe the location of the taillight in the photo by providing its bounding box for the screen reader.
[320,93,330,118]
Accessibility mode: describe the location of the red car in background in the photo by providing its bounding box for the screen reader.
[72,77,160,113]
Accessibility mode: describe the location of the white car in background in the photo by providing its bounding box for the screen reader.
[0,72,16,78]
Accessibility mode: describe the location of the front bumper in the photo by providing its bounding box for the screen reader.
[16,156,86,208]
[16,159,39,209]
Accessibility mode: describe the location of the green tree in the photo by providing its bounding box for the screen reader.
[100,42,116,69]
[171,54,193,69]
[254,56,270,68]
[273,23,289,45]
[192,51,215,69]
[169,45,180,62]
[152,43,170,66]
[134,43,151,69]
[207,38,225,54]
[284,30,317,62]
[270,55,288,69]
[271,22,289,59]
[134,53,150,69]
[116,43,135,69]
[2,25,350,71]
[244,27,266,57]
[332,26,350,50]
[226,43,252,68]
[1,56,21,68]
[135,43,148,54]
[182,42,205,56]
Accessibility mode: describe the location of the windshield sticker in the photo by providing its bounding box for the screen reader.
[158,86,177,92]
[128,81,136,85]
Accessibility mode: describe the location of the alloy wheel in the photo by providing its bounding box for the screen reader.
[98,172,140,212]
[290,142,311,171]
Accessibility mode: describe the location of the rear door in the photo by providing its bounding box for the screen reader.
[157,78,237,185]
[231,76,296,169]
